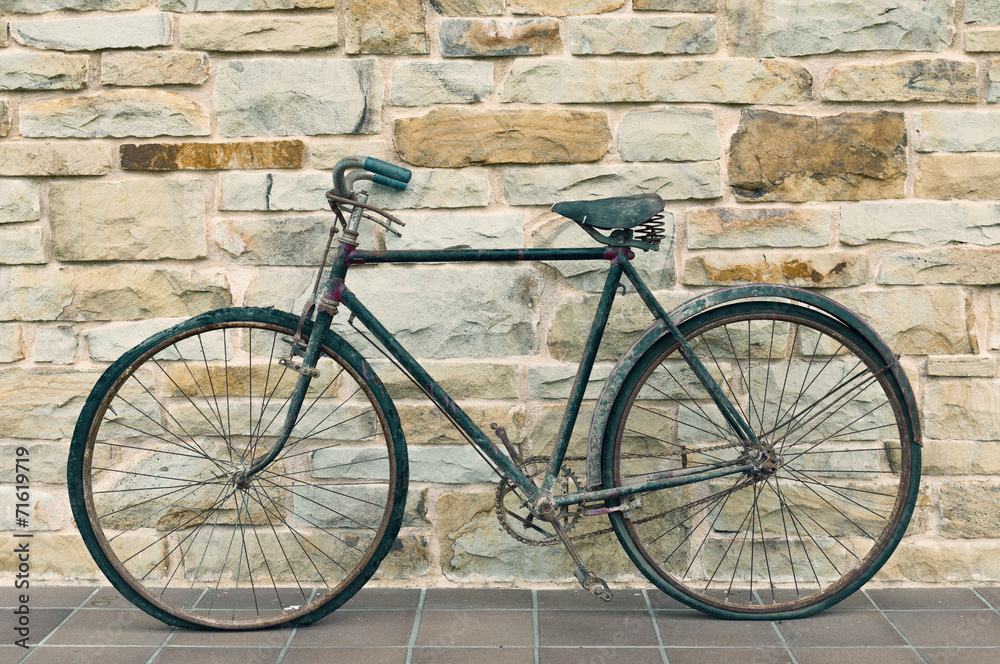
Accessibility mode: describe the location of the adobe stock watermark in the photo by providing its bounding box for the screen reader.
[12,446,32,650]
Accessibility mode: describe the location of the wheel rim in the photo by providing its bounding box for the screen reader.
[81,320,397,629]
[611,305,914,615]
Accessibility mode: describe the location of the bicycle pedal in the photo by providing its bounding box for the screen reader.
[574,567,613,602]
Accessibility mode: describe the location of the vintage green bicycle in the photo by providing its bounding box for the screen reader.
[67,157,921,630]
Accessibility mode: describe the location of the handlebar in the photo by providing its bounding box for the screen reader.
[332,156,412,198]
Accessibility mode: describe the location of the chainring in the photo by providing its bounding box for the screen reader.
[495,456,582,546]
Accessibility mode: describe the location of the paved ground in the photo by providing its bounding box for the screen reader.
[3,586,1000,663]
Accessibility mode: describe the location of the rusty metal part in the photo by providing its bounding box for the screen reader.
[490,422,522,465]
[496,456,582,546]
[326,192,405,228]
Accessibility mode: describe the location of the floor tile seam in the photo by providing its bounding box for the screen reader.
[532,589,540,664]
[870,596,931,664]
[642,589,671,664]
[19,586,102,664]
[971,588,1000,616]
[403,587,426,664]
[770,620,801,664]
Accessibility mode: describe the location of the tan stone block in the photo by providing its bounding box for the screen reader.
[824,59,978,103]
[429,0,503,15]
[101,51,209,87]
[927,355,996,377]
[0,266,231,321]
[373,535,431,579]
[0,142,112,176]
[397,404,525,446]
[916,154,1000,200]
[0,324,24,363]
[915,110,1000,152]
[50,178,207,261]
[179,15,338,52]
[728,110,906,202]
[635,0,715,10]
[618,109,720,163]
[345,0,428,55]
[438,18,561,57]
[161,0,335,8]
[215,216,331,265]
[309,139,387,169]
[991,58,1000,102]
[0,181,39,224]
[0,51,88,90]
[684,251,867,288]
[569,16,716,55]
[686,208,829,249]
[939,481,1000,538]
[0,227,45,265]
[0,101,9,137]
[20,90,210,139]
[13,14,171,51]
[0,533,103,579]
[875,540,1000,583]
[924,380,1000,440]
[395,108,610,168]
[877,247,1000,285]
[121,140,304,171]
[9,0,153,14]
[841,201,1000,247]
[0,444,70,483]
[510,0,623,15]
[32,326,76,364]
[0,369,104,438]
[968,0,1000,24]
[966,28,1000,52]
[373,360,520,400]
[922,440,1000,475]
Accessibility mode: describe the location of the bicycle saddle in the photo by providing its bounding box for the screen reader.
[551,194,665,230]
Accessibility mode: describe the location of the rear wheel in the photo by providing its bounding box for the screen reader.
[602,301,919,619]
[68,308,407,629]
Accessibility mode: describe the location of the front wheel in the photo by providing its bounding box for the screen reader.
[602,300,920,619]
[68,308,407,630]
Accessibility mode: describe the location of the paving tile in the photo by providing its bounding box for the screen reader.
[540,647,664,664]
[0,586,95,609]
[885,610,1000,647]
[42,609,174,646]
[647,591,690,610]
[540,609,658,647]
[792,646,923,664]
[341,588,421,611]
[22,645,159,663]
[665,648,793,664]
[973,587,1000,609]
[290,610,415,647]
[415,609,533,647]
[1,645,28,662]
[281,648,408,664]
[151,646,281,663]
[777,610,906,647]
[167,625,292,647]
[868,588,990,611]
[0,608,72,644]
[657,612,783,648]
[537,588,648,610]
[411,647,534,664]
[919,647,1000,664]
[423,588,531,610]
[84,587,145,610]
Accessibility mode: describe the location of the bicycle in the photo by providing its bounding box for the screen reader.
[67,156,922,630]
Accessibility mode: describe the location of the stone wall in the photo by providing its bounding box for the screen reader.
[2,0,1000,587]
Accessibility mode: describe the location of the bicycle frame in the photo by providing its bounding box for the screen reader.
[248,240,761,511]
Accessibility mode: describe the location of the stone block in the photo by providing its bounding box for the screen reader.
[968,0,1000,24]
[992,59,1000,102]
[0,227,45,265]
[21,90,210,138]
[390,61,493,106]
[32,326,76,364]
[915,111,1000,152]
[395,108,610,167]
[824,59,978,103]
[505,163,721,205]
[728,110,906,202]
[634,0,715,9]
[618,109,720,163]
[728,0,954,57]
[501,59,812,105]
[373,360,520,400]
[84,318,187,361]
[49,177,207,262]
[940,481,1000,538]
[363,169,492,210]
[0,180,40,223]
[374,535,431,580]
[215,59,382,137]
[0,101,9,136]
[531,212,674,292]
[527,363,610,400]
[0,369,104,438]
[179,15,338,52]
[967,29,1000,52]
[309,139,387,169]
[161,0,335,8]
[684,251,867,288]
[397,403,526,447]
[6,0,150,9]
[0,142,112,176]
[383,211,523,250]
[922,440,1000,475]
[101,51,209,87]
[0,52,88,90]
[0,533,105,578]
[834,288,973,356]
[12,14,171,51]
[687,207,829,249]
[0,444,68,483]
[925,380,1000,440]
[927,356,996,377]
[439,18,560,57]
[215,217,332,265]
[569,16,716,55]
[510,0,623,15]
[429,0,504,15]
[0,266,230,321]
[841,201,1000,246]
[345,0,428,55]
[877,248,1000,285]
[916,154,1000,200]
[0,487,62,530]
[0,325,24,363]
[121,140,304,171]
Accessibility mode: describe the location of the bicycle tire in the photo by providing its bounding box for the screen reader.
[68,307,407,630]
[601,300,920,619]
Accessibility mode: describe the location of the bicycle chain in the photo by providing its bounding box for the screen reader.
[495,447,753,547]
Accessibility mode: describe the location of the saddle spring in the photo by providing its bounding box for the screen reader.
[634,213,667,246]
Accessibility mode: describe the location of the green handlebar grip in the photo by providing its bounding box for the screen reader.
[364,157,412,184]
[371,173,408,191]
